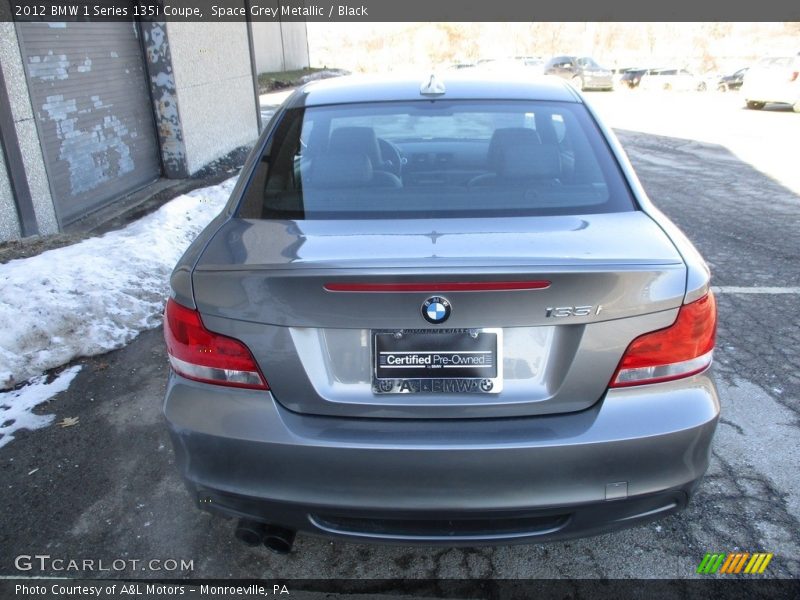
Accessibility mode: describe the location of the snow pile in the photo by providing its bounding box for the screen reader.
[0,365,81,448]
[0,177,237,390]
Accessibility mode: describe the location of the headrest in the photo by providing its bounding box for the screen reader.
[487,128,542,170]
[328,127,382,166]
[499,142,561,179]
[310,153,373,187]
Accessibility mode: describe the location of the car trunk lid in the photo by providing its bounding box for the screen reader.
[191,212,686,418]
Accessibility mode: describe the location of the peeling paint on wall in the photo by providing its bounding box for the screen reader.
[41,94,135,195]
[141,21,188,178]
[16,20,162,224]
[27,52,70,81]
[90,95,111,109]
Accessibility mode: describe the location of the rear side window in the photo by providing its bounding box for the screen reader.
[237,100,635,220]
[577,57,603,69]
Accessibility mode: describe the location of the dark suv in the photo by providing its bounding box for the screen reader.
[717,68,748,92]
[544,56,614,91]
[620,68,649,89]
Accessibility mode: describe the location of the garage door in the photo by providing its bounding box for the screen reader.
[17,21,161,225]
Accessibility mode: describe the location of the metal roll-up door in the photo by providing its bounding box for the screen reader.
[17,21,161,225]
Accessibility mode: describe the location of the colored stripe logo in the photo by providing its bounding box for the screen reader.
[697,552,773,574]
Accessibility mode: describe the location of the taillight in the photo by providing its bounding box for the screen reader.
[610,292,717,388]
[163,298,268,390]
[790,71,799,82]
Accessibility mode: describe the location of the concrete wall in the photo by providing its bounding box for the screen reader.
[252,21,310,73]
[251,22,285,73]
[279,22,310,71]
[167,21,259,174]
[0,22,59,239]
[0,143,21,240]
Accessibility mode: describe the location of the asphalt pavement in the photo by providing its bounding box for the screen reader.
[1,91,798,583]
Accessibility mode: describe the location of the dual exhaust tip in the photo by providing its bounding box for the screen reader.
[235,519,296,554]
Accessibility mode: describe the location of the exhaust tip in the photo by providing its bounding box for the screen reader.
[263,525,296,554]
[234,519,266,547]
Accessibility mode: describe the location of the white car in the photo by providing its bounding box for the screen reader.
[639,68,705,92]
[741,53,800,112]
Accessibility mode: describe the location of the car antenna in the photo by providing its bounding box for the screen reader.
[420,74,446,96]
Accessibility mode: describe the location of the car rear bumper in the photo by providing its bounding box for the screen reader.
[164,373,719,544]
[742,82,800,105]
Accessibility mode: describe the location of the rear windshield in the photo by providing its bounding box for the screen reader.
[237,100,635,220]
[577,57,604,69]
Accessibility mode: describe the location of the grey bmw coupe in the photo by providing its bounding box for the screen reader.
[163,73,718,553]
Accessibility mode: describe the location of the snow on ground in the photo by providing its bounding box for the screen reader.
[0,365,81,448]
[0,176,238,391]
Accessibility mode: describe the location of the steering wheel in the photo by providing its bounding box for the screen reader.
[377,138,404,177]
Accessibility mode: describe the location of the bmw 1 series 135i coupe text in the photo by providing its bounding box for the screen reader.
[163,73,719,553]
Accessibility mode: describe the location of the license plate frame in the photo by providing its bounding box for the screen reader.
[372,328,503,394]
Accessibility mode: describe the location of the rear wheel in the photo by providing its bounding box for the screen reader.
[746,101,765,110]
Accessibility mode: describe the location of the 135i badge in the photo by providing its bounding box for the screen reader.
[545,305,602,317]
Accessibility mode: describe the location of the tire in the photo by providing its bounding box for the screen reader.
[697,82,707,92]
[746,101,766,110]
[717,84,727,92]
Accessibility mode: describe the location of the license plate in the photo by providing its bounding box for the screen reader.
[372,328,502,394]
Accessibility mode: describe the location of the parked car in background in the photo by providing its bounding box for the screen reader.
[163,72,719,552]
[717,68,748,92]
[543,55,614,91]
[619,68,650,89]
[515,55,545,68]
[474,57,545,76]
[640,68,706,92]
[741,54,800,111]
[448,62,476,70]
[610,67,637,87]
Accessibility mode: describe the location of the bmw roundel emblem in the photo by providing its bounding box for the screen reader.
[422,296,451,324]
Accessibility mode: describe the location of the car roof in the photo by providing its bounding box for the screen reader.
[289,73,580,108]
